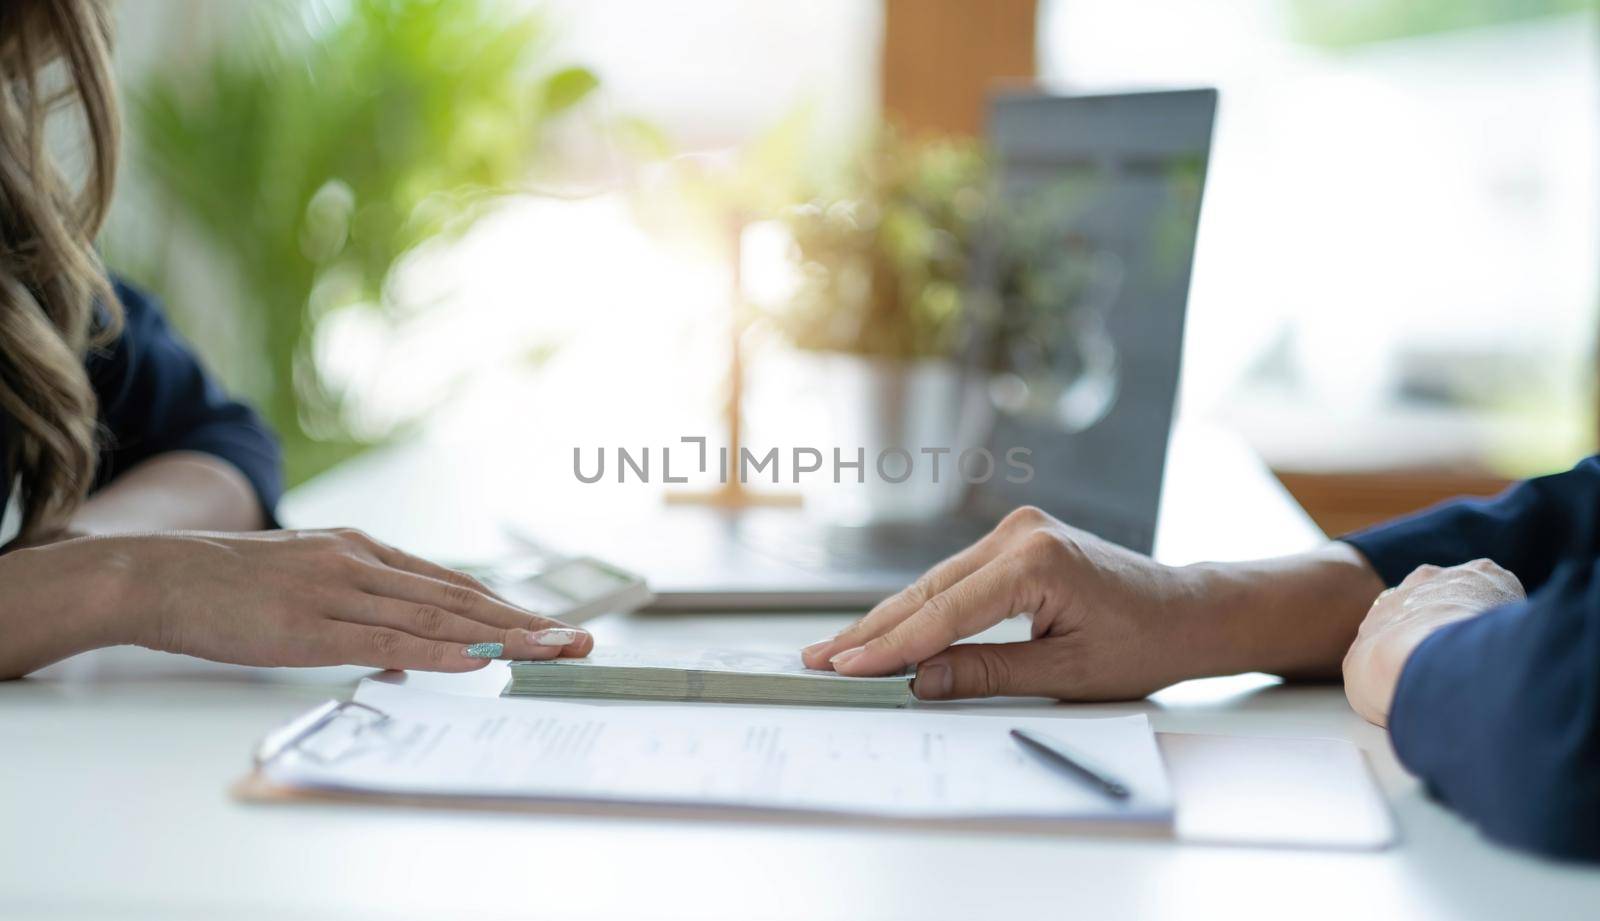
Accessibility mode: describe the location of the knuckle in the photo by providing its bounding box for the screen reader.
[973,649,1012,696]
[442,567,485,592]
[1020,529,1068,568]
[1004,505,1047,529]
[441,582,481,612]
[322,551,364,580]
[412,605,449,636]
[1400,564,1440,586]
[345,529,388,554]
[918,593,953,626]
[369,629,402,659]
[900,579,933,609]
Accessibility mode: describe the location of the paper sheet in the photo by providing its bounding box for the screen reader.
[262,680,1173,823]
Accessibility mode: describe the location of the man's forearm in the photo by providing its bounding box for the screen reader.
[1187,542,1385,680]
[72,451,266,535]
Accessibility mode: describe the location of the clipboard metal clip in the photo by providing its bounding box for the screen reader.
[253,699,393,768]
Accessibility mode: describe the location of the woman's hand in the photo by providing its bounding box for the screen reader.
[800,506,1214,701]
[103,528,591,672]
[1343,559,1524,727]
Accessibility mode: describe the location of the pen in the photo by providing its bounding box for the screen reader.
[1009,728,1132,801]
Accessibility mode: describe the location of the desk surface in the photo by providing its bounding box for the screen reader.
[4,424,1597,921]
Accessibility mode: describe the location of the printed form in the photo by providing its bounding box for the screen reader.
[263,679,1174,823]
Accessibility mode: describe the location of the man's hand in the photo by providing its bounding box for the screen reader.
[799,506,1214,700]
[1343,559,1524,727]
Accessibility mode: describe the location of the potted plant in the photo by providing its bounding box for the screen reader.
[760,129,1119,522]
[114,0,600,485]
[759,131,992,521]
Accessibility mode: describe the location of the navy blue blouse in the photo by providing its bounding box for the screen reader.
[1345,458,1600,862]
[0,279,282,536]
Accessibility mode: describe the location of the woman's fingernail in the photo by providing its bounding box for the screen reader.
[528,628,582,647]
[829,645,867,669]
[914,663,952,699]
[464,642,504,659]
[801,637,835,659]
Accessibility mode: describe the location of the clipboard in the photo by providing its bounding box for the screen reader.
[235,699,1396,850]
[235,697,1168,838]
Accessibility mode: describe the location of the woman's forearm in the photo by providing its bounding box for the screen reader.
[1,451,263,677]
[1188,542,1386,681]
[72,451,266,535]
[0,539,136,679]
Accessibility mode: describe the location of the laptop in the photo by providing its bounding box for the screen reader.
[599,89,1217,611]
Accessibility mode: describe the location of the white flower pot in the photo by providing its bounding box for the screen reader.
[799,352,990,525]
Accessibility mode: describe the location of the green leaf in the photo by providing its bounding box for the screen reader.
[540,66,600,114]
[118,0,601,487]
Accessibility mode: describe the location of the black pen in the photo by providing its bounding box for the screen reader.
[1009,728,1132,801]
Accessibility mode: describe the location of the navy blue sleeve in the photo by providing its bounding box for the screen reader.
[1388,557,1600,861]
[1343,456,1600,593]
[87,279,283,524]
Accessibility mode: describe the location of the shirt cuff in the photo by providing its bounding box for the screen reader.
[1385,617,1475,806]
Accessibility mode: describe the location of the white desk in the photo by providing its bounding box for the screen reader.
[4,424,1597,921]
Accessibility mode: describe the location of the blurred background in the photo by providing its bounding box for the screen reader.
[102,0,1598,537]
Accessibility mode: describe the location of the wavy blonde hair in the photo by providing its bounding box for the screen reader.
[0,0,121,536]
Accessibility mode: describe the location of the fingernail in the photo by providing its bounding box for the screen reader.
[464,642,504,659]
[914,663,952,699]
[527,628,582,647]
[512,644,563,661]
[829,645,867,669]
[801,637,835,658]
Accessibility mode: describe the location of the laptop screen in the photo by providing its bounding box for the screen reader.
[959,89,1217,553]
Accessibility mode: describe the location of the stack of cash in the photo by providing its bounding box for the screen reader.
[506,647,913,708]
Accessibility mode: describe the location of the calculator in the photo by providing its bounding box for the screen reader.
[470,555,654,625]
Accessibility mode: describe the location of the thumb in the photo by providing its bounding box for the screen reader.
[912,641,1068,701]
